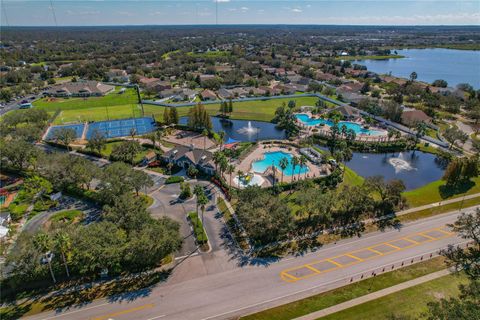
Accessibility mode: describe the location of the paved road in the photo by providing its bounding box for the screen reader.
[24,207,472,320]
[0,94,40,116]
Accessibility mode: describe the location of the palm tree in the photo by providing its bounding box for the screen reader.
[387,128,395,142]
[291,156,299,182]
[202,128,209,151]
[219,157,228,178]
[53,231,71,278]
[34,233,56,283]
[299,155,307,180]
[226,164,235,187]
[213,151,224,173]
[279,157,289,184]
[218,130,225,150]
[193,185,204,215]
[198,193,208,229]
[237,170,244,187]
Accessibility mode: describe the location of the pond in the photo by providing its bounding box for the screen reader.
[355,48,480,89]
[179,116,286,142]
[345,150,447,191]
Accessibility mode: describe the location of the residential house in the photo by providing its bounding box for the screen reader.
[162,145,216,175]
[401,109,432,127]
[138,76,160,86]
[106,69,129,82]
[335,105,361,121]
[45,81,115,97]
[201,89,217,101]
[217,88,233,100]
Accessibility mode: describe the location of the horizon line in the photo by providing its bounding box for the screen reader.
[2,23,480,28]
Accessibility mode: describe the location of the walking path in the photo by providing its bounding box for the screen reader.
[292,269,451,320]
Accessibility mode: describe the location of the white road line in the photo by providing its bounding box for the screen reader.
[200,242,469,320]
[146,315,166,320]
[38,302,111,320]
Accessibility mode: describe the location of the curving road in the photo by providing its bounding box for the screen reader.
[23,206,475,320]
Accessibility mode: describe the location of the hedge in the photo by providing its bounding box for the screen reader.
[165,176,184,184]
[188,211,208,244]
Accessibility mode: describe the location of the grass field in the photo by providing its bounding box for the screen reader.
[242,257,447,320]
[33,87,141,124]
[43,95,320,125]
[319,273,466,320]
[403,176,480,207]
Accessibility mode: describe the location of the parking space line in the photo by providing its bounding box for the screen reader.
[402,237,420,245]
[345,254,364,262]
[326,259,343,267]
[305,265,322,274]
[367,247,384,255]
[279,226,456,283]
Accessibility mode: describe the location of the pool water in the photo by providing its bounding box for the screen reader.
[295,114,384,136]
[252,151,309,176]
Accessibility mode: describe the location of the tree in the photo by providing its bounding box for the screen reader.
[110,140,141,164]
[409,71,417,82]
[226,163,235,187]
[443,126,468,149]
[298,155,307,180]
[228,99,233,115]
[53,127,76,150]
[163,107,171,125]
[0,139,38,170]
[414,122,427,146]
[169,107,179,124]
[180,182,192,200]
[467,105,480,124]
[0,87,13,102]
[279,157,289,184]
[291,156,299,182]
[188,102,212,131]
[53,231,71,278]
[432,79,448,88]
[23,175,53,200]
[104,193,150,234]
[236,187,293,246]
[33,233,56,283]
[129,169,153,196]
[86,129,106,155]
[187,165,199,178]
[288,100,296,109]
[218,130,225,150]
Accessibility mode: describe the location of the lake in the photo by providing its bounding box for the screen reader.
[355,48,480,89]
[179,117,286,142]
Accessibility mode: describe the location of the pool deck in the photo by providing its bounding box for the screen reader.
[225,144,332,187]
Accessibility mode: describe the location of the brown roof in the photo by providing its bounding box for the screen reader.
[201,89,217,99]
[47,81,114,95]
[401,110,432,125]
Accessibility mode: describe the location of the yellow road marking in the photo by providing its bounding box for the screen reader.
[419,233,437,240]
[367,247,384,255]
[402,237,420,245]
[384,243,402,250]
[305,265,322,273]
[91,303,154,320]
[326,259,343,267]
[345,254,364,262]
[280,226,456,283]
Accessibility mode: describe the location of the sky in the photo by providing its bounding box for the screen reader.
[1,0,479,26]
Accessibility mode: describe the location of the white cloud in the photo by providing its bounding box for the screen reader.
[240,6,249,12]
[214,0,230,2]
[292,8,302,13]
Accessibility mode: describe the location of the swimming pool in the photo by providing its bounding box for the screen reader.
[295,114,384,136]
[251,151,309,176]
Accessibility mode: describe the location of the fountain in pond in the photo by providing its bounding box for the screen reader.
[237,121,260,135]
[388,153,416,173]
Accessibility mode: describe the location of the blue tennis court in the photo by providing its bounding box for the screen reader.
[86,117,156,139]
[46,123,85,140]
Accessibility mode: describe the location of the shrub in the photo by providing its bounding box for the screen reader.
[188,211,208,244]
[165,176,184,184]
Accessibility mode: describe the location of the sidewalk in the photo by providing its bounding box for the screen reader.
[293,269,451,320]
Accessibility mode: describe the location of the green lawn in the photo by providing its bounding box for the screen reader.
[242,257,447,320]
[403,176,480,207]
[33,87,140,124]
[38,94,320,125]
[49,210,83,223]
[340,165,364,187]
[319,273,466,320]
[100,141,153,163]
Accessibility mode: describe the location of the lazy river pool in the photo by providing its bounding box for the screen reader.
[295,114,385,136]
